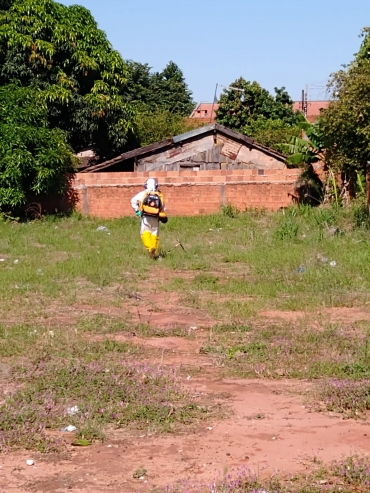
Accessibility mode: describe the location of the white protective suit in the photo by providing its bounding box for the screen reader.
[130,178,166,257]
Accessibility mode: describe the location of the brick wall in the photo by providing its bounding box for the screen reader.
[72,169,301,218]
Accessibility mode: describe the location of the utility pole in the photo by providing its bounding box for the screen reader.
[301,89,305,113]
[304,84,308,117]
[300,86,308,117]
[210,83,218,123]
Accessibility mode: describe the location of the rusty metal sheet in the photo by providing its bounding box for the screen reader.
[218,135,242,161]
[166,146,183,159]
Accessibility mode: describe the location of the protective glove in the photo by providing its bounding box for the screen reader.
[135,210,142,218]
[159,211,168,224]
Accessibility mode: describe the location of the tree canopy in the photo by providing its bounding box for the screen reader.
[216,78,298,131]
[123,60,195,147]
[356,27,370,62]
[125,60,194,116]
[0,83,75,211]
[243,117,301,152]
[319,28,370,175]
[0,0,197,212]
[135,108,198,148]
[0,0,134,159]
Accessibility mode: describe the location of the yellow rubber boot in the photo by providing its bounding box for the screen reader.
[152,234,159,252]
[141,231,152,252]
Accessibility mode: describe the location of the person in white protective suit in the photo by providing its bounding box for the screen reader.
[130,178,168,259]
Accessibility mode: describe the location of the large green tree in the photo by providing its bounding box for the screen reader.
[0,83,76,211]
[216,78,298,131]
[0,0,134,159]
[319,29,370,177]
[124,60,194,116]
[123,60,196,147]
[124,61,152,107]
[148,61,194,115]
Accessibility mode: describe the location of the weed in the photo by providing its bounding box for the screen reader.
[0,323,39,357]
[227,342,268,360]
[316,379,370,417]
[133,466,147,479]
[221,204,240,218]
[200,321,370,380]
[193,273,219,289]
[0,359,210,452]
[163,455,370,492]
[246,412,265,420]
[275,215,299,240]
[76,314,127,334]
[211,323,252,334]
[313,207,337,228]
[333,455,370,486]
[1,207,370,315]
[351,199,370,229]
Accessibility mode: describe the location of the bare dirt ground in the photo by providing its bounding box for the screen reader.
[1,373,370,493]
[1,284,370,493]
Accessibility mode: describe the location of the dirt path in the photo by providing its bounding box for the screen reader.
[2,297,370,493]
[1,375,369,492]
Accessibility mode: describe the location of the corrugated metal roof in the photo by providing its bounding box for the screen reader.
[173,124,216,143]
[82,123,284,173]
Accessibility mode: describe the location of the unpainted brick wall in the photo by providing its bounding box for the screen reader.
[72,169,301,218]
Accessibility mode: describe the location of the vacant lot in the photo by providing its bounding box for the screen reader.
[1,205,370,492]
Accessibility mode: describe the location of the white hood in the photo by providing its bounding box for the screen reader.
[145,178,158,191]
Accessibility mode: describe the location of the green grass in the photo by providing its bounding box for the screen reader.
[1,204,370,453]
[1,206,370,313]
[200,320,370,380]
[76,314,190,338]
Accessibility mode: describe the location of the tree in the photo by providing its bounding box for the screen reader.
[243,117,301,152]
[356,27,370,62]
[216,78,298,131]
[148,61,194,115]
[123,60,196,146]
[317,28,370,179]
[124,61,194,116]
[0,0,12,9]
[0,0,134,159]
[0,83,76,211]
[135,106,199,147]
[319,39,370,177]
[124,61,152,106]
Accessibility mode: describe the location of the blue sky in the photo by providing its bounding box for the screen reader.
[59,0,368,104]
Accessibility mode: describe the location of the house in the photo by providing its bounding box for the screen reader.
[82,123,287,173]
[189,101,330,124]
[189,102,218,123]
[292,101,330,123]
